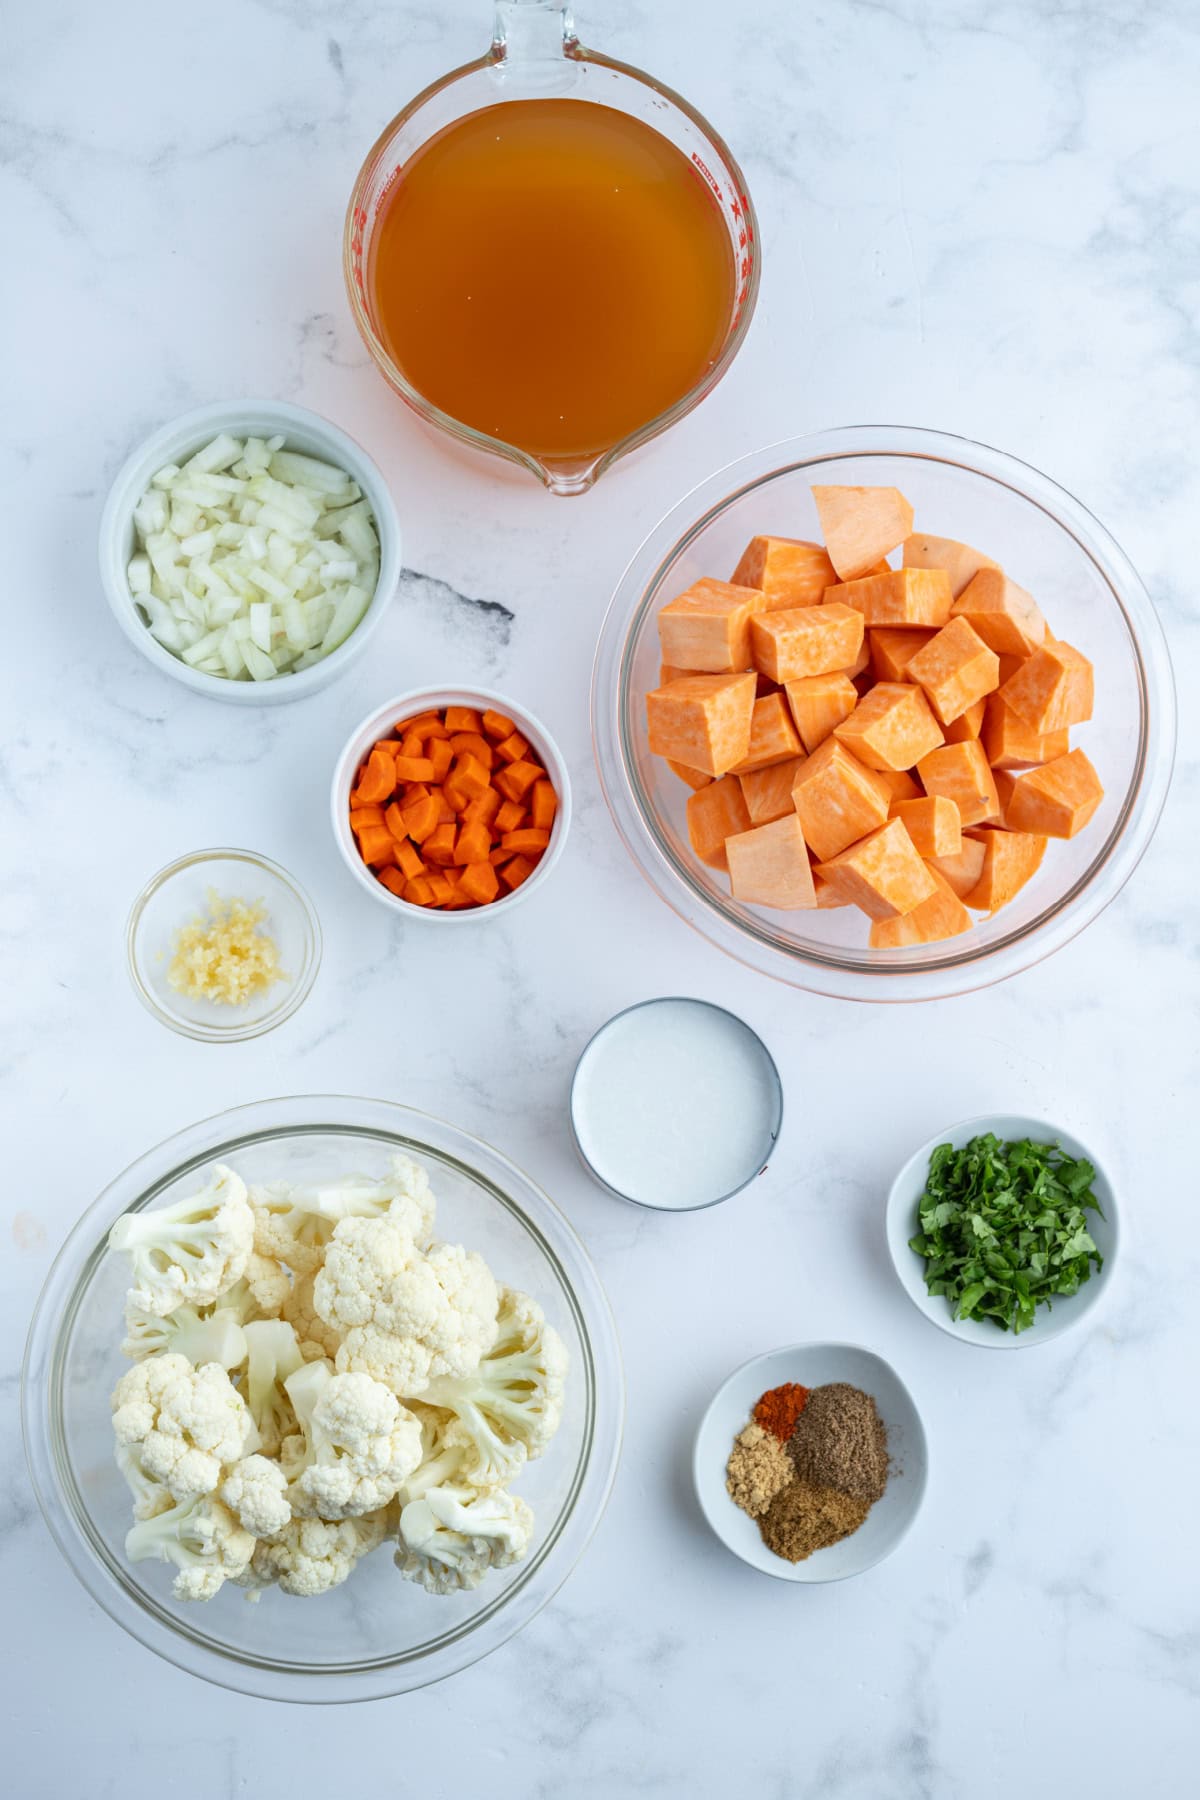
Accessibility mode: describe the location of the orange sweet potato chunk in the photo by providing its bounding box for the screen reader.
[902,533,1000,598]
[657,577,763,673]
[981,695,1069,769]
[730,692,803,774]
[927,836,986,900]
[666,759,713,791]
[962,829,1047,912]
[998,639,1094,734]
[891,796,962,859]
[738,755,807,826]
[826,568,953,628]
[813,869,850,908]
[660,662,693,686]
[905,617,1000,726]
[942,696,987,743]
[916,740,1000,828]
[815,818,938,921]
[790,738,893,862]
[873,767,923,803]
[783,672,858,753]
[646,673,756,776]
[812,485,915,580]
[731,536,837,611]
[870,627,935,683]
[725,814,817,909]
[870,867,973,947]
[834,682,944,772]
[951,568,1047,658]
[1001,750,1104,839]
[686,775,752,870]
[749,603,864,684]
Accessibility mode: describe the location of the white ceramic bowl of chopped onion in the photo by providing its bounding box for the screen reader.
[99,401,401,703]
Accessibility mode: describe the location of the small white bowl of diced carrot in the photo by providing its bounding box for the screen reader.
[645,482,1103,946]
[332,689,570,915]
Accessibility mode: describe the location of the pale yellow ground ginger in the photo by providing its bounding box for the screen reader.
[725,1421,792,1519]
[167,890,285,1006]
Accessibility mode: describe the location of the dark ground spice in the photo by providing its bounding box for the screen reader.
[786,1382,889,1503]
[759,1478,869,1561]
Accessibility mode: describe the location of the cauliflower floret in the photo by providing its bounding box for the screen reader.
[242,1250,292,1316]
[248,1510,388,1597]
[282,1269,343,1363]
[307,1153,437,1246]
[395,1483,534,1595]
[121,1296,248,1371]
[418,1287,568,1488]
[280,1361,422,1519]
[239,1319,305,1455]
[125,1492,254,1600]
[315,1217,498,1396]
[221,1454,292,1537]
[111,1354,257,1502]
[108,1165,254,1316]
[115,1440,175,1522]
[249,1180,336,1276]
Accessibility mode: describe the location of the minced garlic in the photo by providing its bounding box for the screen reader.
[167,889,286,1006]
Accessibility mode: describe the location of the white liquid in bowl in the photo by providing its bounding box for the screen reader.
[570,998,781,1210]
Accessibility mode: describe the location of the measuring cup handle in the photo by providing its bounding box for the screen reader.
[490,0,580,65]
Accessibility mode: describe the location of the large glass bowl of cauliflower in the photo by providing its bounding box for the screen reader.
[22,1097,622,1701]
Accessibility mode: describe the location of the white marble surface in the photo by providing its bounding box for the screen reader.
[3,0,1197,1792]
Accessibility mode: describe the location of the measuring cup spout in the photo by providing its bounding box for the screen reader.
[491,0,579,68]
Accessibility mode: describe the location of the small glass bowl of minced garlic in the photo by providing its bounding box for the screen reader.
[127,850,321,1041]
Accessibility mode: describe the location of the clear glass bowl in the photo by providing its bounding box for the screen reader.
[592,426,1177,1002]
[21,1097,623,1702]
[126,850,321,1042]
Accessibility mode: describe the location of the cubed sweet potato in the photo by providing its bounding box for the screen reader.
[730,692,803,774]
[902,533,1000,598]
[926,836,987,899]
[790,737,893,861]
[646,673,756,776]
[873,767,923,803]
[731,536,837,611]
[891,795,962,859]
[813,485,915,580]
[916,740,1000,827]
[686,776,752,870]
[826,567,953,628]
[738,756,808,826]
[665,759,713,791]
[981,695,1069,769]
[1000,749,1104,838]
[870,627,935,683]
[998,639,1094,733]
[657,577,763,673]
[783,671,858,753]
[962,829,1047,912]
[834,682,945,771]
[951,567,1047,658]
[869,867,973,946]
[725,813,817,909]
[749,603,864,684]
[942,696,987,743]
[814,818,938,921]
[905,617,1001,726]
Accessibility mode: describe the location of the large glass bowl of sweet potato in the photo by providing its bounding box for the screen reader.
[592,427,1175,1001]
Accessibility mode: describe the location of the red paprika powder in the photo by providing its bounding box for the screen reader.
[753,1382,810,1441]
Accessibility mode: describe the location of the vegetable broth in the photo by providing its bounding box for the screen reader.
[366,99,737,463]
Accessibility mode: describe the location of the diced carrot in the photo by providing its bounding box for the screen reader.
[665,758,712,791]
[401,794,441,843]
[927,837,986,900]
[962,829,1047,912]
[500,827,551,854]
[445,706,483,734]
[451,752,491,801]
[442,780,470,815]
[394,839,425,882]
[423,822,459,866]
[383,801,409,842]
[812,485,915,580]
[658,577,764,672]
[398,730,426,760]
[902,533,999,598]
[355,747,397,805]
[686,775,752,870]
[404,876,436,905]
[730,692,803,773]
[731,536,837,612]
[916,740,1000,828]
[999,639,1094,733]
[873,768,923,803]
[982,695,1069,769]
[349,805,386,832]
[826,567,953,628]
[427,737,454,782]
[738,756,807,826]
[392,754,436,784]
[791,737,893,861]
[394,711,443,739]
[493,759,545,803]
[834,683,944,771]
[501,854,538,890]
[783,672,858,753]
[891,795,962,859]
[494,798,527,834]
[646,673,756,777]
[870,627,935,683]
[496,731,531,764]
[455,821,493,866]
[425,873,455,906]
[951,568,1047,658]
[432,789,457,825]
[942,696,987,743]
[870,867,973,947]
[814,818,937,921]
[489,846,516,867]
[750,603,863,685]
[1000,750,1104,839]
[378,866,409,898]
[450,731,495,770]
[458,861,500,905]
[482,708,517,741]
[400,781,431,808]
[463,786,502,829]
[530,780,558,833]
[358,825,398,867]
[725,814,817,909]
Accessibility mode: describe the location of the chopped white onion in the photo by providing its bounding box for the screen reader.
[127,433,380,681]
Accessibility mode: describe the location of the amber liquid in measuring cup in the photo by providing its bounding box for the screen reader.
[366,99,736,465]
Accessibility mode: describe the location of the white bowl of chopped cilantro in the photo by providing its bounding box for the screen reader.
[886,1115,1119,1347]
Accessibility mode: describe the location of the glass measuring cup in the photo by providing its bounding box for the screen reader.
[344,0,760,496]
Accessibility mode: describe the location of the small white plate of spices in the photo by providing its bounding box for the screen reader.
[693,1343,928,1583]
